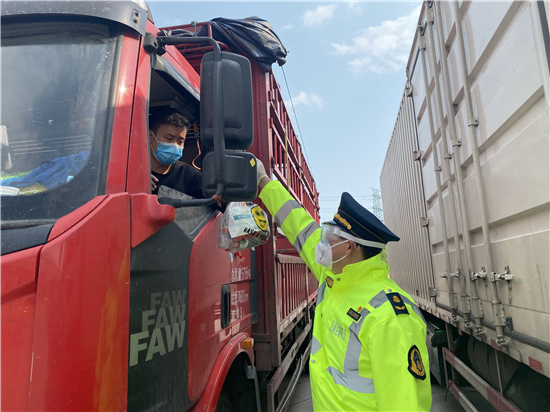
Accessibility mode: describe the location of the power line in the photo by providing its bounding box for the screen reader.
[280,65,312,172]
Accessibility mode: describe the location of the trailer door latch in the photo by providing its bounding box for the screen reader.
[471,267,487,281]
[490,266,514,282]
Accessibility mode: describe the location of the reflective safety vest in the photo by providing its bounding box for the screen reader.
[260,181,432,412]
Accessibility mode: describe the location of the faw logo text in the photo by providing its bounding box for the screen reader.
[129,290,186,367]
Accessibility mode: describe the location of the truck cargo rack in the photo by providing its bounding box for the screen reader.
[162,21,319,221]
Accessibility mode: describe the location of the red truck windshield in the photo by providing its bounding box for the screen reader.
[1,21,119,226]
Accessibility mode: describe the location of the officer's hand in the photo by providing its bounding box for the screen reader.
[256,158,271,189]
[151,174,158,191]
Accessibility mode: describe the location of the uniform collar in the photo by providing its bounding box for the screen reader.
[330,253,388,287]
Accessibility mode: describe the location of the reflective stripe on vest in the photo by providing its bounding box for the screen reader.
[275,199,302,227]
[399,294,426,325]
[325,291,388,394]
[369,290,388,309]
[311,336,322,355]
[317,281,327,305]
[294,221,320,254]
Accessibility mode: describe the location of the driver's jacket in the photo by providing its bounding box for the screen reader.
[260,181,432,411]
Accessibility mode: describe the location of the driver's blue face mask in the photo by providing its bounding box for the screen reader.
[150,132,183,165]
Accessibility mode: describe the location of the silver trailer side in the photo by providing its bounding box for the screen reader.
[381,1,549,410]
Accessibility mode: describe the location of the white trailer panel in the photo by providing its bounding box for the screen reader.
[380,0,550,387]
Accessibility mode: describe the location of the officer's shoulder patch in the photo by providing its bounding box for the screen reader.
[407,345,426,380]
[386,292,409,316]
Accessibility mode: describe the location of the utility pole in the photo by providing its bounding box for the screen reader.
[371,188,383,222]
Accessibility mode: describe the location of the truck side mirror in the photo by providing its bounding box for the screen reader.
[200,52,254,150]
[200,51,257,201]
[201,150,257,201]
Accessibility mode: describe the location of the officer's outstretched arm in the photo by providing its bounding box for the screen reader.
[366,317,431,411]
[256,160,329,282]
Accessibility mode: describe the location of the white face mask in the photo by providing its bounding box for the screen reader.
[315,239,350,271]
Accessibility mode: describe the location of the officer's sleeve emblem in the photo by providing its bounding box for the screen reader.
[407,345,426,380]
[386,292,409,315]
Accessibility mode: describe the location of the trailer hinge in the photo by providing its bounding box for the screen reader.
[450,270,460,278]
[471,267,487,281]
[425,5,435,23]
[421,217,429,227]
[450,299,459,322]
[440,271,448,278]
[493,302,507,329]
[428,287,437,297]
[452,139,462,147]
[471,295,484,319]
[468,117,479,127]
[461,294,471,314]
[419,36,427,50]
[506,316,514,331]
[413,150,422,161]
[434,166,442,172]
[474,327,486,336]
[444,152,452,160]
[497,337,511,347]
[406,84,414,96]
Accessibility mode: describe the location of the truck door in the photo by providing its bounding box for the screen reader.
[125,34,218,411]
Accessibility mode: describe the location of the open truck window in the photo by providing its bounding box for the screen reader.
[0,20,119,225]
[148,58,215,237]
[149,57,202,172]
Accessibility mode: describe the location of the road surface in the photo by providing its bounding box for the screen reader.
[287,370,465,412]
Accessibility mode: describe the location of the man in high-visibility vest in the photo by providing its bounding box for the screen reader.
[256,160,432,411]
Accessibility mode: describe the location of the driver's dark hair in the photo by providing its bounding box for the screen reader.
[149,107,190,133]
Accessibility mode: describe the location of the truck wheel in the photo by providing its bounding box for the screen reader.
[216,389,233,412]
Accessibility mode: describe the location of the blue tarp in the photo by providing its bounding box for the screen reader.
[2,151,89,190]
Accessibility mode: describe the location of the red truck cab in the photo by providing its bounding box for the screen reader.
[1,2,318,411]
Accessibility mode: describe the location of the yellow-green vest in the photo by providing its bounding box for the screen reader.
[260,181,432,412]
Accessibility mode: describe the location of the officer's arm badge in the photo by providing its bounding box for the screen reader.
[407,345,426,380]
[386,292,409,316]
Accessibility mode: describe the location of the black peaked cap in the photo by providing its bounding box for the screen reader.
[332,192,400,244]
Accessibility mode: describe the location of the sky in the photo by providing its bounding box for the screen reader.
[148,1,423,223]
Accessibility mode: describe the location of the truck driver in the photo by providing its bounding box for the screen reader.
[149,107,203,198]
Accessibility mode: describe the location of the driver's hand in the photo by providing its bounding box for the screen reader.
[212,194,223,208]
[151,174,158,191]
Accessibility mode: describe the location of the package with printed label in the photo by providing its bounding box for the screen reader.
[217,202,270,252]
